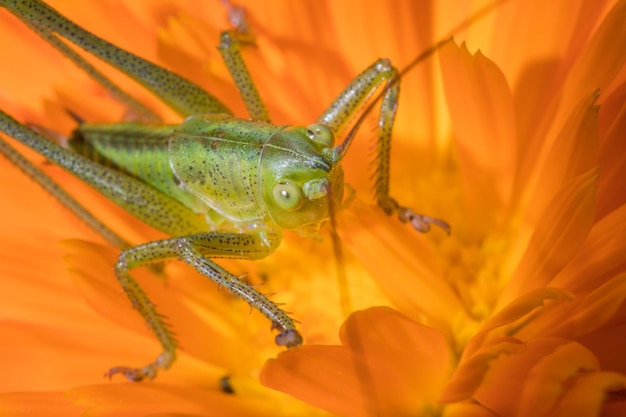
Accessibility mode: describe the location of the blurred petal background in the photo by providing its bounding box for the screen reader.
[0,0,624,416]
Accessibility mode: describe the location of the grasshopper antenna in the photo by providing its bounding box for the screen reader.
[330,37,452,164]
[65,108,85,125]
[399,0,512,79]
[333,0,514,163]
[328,1,515,414]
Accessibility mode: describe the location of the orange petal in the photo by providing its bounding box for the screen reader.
[62,240,147,336]
[524,90,600,223]
[440,337,526,403]
[557,0,626,132]
[504,88,601,281]
[0,5,79,121]
[67,383,277,417]
[551,203,626,293]
[338,307,451,402]
[0,320,129,391]
[0,392,83,417]
[577,323,626,377]
[473,338,600,417]
[516,0,626,191]
[439,40,516,233]
[554,371,626,417]
[514,340,602,417]
[498,169,598,307]
[596,81,626,219]
[484,0,613,87]
[261,306,450,417]
[157,13,241,118]
[262,345,369,417]
[531,274,626,339]
[463,287,572,359]
[443,402,501,417]
[339,204,462,330]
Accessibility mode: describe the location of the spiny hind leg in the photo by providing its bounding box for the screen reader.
[106,241,178,382]
[215,1,270,122]
[367,69,449,234]
[0,118,135,250]
[107,231,301,382]
[3,0,232,117]
[319,59,450,234]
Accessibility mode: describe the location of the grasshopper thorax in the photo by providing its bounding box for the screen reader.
[260,124,344,234]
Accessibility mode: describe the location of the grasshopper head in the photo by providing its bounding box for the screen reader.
[261,124,344,234]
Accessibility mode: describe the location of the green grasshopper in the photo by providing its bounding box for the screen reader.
[0,0,450,381]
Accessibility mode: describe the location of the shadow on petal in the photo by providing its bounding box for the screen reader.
[261,306,450,417]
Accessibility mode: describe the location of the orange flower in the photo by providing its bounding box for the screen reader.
[261,0,626,416]
[0,1,625,416]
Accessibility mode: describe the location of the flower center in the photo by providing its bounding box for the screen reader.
[426,166,513,356]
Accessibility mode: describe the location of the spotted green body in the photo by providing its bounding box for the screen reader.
[0,0,448,382]
[74,116,344,233]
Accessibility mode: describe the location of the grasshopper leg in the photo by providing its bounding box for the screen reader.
[106,230,301,382]
[105,352,174,382]
[321,59,450,234]
[175,233,302,347]
[216,2,269,122]
[0,137,132,250]
[1,0,232,118]
[218,30,270,122]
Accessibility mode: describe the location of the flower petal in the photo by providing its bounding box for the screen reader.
[558,0,626,130]
[338,307,451,403]
[514,0,626,195]
[0,392,83,417]
[498,169,598,308]
[440,337,526,403]
[262,345,371,417]
[483,0,614,87]
[513,340,602,417]
[551,203,626,293]
[538,274,626,339]
[339,204,462,329]
[596,80,626,219]
[261,306,450,417]
[157,13,242,118]
[525,90,600,223]
[578,324,626,377]
[502,89,601,282]
[67,383,280,417]
[0,320,132,391]
[553,371,626,417]
[463,287,572,359]
[442,402,500,417]
[473,338,600,417]
[439,40,516,232]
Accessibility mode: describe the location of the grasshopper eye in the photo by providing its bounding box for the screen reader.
[306,123,334,148]
[272,181,303,211]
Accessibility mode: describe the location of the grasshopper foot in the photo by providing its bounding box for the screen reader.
[272,323,303,348]
[398,206,451,235]
[105,365,158,382]
[379,197,451,235]
[105,351,174,382]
